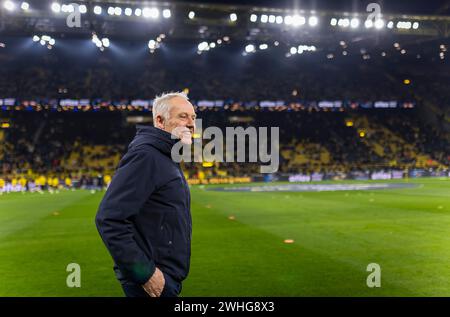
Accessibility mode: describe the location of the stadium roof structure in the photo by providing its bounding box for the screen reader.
[0,0,449,57]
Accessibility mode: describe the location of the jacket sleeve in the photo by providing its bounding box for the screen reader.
[95,148,158,285]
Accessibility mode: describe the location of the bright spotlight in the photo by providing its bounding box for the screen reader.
[51,2,60,13]
[245,44,255,53]
[143,8,150,18]
[230,13,237,22]
[284,15,293,25]
[364,19,373,28]
[412,22,419,29]
[114,7,122,16]
[374,19,385,29]
[188,11,195,19]
[124,8,132,16]
[198,41,208,51]
[32,35,40,42]
[49,38,55,46]
[149,8,159,18]
[250,14,257,22]
[107,7,114,15]
[163,9,171,18]
[350,18,359,28]
[268,15,275,23]
[259,44,268,50]
[341,18,350,27]
[387,21,394,29]
[21,2,29,11]
[290,47,297,54]
[102,38,110,47]
[261,14,268,23]
[135,8,142,16]
[276,16,283,24]
[308,16,318,26]
[93,6,101,15]
[330,18,337,26]
[79,4,87,14]
[4,0,15,11]
[292,15,306,26]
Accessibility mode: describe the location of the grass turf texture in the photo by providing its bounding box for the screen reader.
[0,178,449,296]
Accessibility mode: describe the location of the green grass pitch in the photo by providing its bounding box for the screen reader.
[0,178,449,296]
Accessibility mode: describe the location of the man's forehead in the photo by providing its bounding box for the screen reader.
[169,97,195,113]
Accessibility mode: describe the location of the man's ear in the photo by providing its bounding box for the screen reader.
[155,115,165,129]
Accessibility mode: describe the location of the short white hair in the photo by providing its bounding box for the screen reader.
[152,91,189,126]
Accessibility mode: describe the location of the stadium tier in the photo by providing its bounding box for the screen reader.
[0,0,449,191]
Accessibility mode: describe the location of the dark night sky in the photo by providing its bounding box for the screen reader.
[170,0,450,15]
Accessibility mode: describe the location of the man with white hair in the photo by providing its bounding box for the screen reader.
[96,92,196,297]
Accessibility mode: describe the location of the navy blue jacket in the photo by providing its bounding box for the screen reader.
[95,125,192,285]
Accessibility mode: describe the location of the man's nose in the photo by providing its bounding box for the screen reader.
[186,117,195,129]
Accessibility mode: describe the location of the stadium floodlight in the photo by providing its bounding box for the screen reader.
[21,2,29,11]
[284,15,293,25]
[107,7,114,15]
[250,14,257,22]
[350,18,359,28]
[188,11,195,19]
[292,15,306,26]
[276,16,283,24]
[93,5,102,15]
[261,14,268,23]
[268,15,275,23]
[3,0,15,11]
[135,8,142,16]
[40,39,45,45]
[308,16,318,26]
[32,35,40,42]
[149,8,159,18]
[259,44,268,50]
[230,13,237,22]
[298,45,316,54]
[209,42,216,48]
[374,19,385,29]
[124,8,132,16]
[102,38,110,47]
[148,40,156,49]
[51,2,60,13]
[114,7,122,16]
[397,21,412,29]
[339,18,350,27]
[79,4,87,14]
[163,9,171,18]
[412,22,419,29]
[364,19,373,28]
[330,18,337,26]
[387,21,394,29]
[49,38,55,46]
[198,41,208,51]
[142,8,150,18]
[245,44,255,53]
[290,47,297,54]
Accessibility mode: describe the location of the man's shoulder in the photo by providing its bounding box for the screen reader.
[123,143,171,164]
